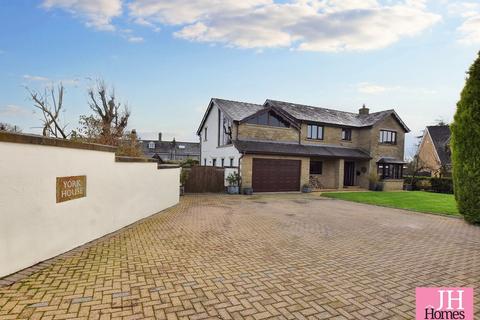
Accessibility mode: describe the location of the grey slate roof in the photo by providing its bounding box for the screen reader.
[197,98,410,135]
[140,140,200,160]
[213,98,264,121]
[234,140,371,160]
[266,99,406,129]
[427,125,451,165]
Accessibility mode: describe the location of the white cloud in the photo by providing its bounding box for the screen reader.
[23,74,81,86]
[42,0,122,31]
[23,74,51,82]
[0,105,32,117]
[129,0,441,51]
[356,82,436,95]
[127,36,144,43]
[448,2,480,44]
[357,82,390,94]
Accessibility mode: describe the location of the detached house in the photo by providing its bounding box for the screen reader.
[197,98,410,192]
[417,125,451,177]
[140,133,200,162]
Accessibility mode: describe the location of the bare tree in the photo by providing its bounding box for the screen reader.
[0,123,21,133]
[27,84,69,139]
[86,80,130,145]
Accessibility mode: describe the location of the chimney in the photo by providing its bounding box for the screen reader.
[359,104,369,115]
[158,132,162,141]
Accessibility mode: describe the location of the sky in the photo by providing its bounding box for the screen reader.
[0,0,479,158]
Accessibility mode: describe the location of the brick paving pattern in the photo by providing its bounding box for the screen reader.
[0,194,479,319]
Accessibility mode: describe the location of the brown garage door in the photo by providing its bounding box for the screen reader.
[252,158,301,192]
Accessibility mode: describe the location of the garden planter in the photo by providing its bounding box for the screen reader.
[227,186,239,194]
[302,186,313,193]
[243,187,253,195]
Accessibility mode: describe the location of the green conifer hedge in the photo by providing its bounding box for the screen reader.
[451,52,480,224]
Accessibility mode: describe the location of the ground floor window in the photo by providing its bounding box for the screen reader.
[377,163,403,179]
[310,160,323,175]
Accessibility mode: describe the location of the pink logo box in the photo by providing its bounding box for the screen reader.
[416,288,473,320]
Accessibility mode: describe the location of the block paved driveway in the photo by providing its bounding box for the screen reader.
[1,194,479,319]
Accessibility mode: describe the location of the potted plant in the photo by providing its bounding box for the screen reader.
[226,172,241,194]
[302,184,312,193]
[368,173,381,191]
[180,169,189,196]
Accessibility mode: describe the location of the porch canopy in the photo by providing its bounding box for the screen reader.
[234,140,371,160]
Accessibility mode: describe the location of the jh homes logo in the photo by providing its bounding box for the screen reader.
[416,288,474,320]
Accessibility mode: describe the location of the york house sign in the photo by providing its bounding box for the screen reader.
[56,176,87,203]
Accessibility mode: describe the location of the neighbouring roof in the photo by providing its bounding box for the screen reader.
[426,125,451,165]
[197,98,410,135]
[234,140,371,160]
[140,140,200,159]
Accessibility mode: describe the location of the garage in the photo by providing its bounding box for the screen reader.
[252,158,301,192]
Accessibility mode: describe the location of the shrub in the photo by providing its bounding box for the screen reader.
[416,179,432,191]
[430,178,454,194]
[451,51,480,224]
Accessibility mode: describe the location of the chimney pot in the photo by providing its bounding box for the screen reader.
[359,104,370,115]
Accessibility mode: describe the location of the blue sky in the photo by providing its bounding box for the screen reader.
[0,0,479,157]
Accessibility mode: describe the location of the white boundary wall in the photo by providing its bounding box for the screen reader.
[0,139,180,277]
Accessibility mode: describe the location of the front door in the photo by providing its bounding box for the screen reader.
[344,161,355,187]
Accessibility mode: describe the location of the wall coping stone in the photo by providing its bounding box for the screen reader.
[0,131,116,153]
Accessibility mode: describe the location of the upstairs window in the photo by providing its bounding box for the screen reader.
[212,158,217,166]
[204,127,208,141]
[245,111,290,128]
[342,128,352,141]
[148,141,155,149]
[310,161,323,175]
[307,124,324,140]
[221,158,225,167]
[379,130,397,144]
[230,158,234,167]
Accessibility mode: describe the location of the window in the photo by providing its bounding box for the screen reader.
[204,158,207,166]
[230,158,234,167]
[221,158,225,167]
[379,130,397,144]
[377,163,403,179]
[307,124,324,140]
[310,161,323,175]
[342,128,352,141]
[148,141,155,149]
[204,127,208,141]
[212,158,217,166]
[245,111,290,128]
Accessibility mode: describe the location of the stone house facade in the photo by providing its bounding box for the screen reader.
[197,98,409,192]
[417,125,451,177]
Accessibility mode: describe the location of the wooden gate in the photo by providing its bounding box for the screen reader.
[184,166,225,193]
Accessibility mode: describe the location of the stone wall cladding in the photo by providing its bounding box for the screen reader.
[368,115,406,174]
[300,124,360,147]
[417,131,440,175]
[382,179,404,191]
[237,123,299,143]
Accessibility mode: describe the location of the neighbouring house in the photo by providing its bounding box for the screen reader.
[197,98,410,192]
[417,125,452,177]
[140,132,200,162]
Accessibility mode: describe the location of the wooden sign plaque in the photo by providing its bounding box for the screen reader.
[56,175,87,203]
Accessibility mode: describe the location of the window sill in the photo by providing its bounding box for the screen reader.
[217,144,233,148]
[306,138,324,141]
